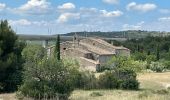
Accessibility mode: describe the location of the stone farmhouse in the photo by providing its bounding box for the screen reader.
[47,36,130,71]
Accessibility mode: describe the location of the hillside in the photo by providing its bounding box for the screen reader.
[63,30,170,39]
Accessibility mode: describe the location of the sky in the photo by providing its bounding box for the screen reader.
[0,0,170,35]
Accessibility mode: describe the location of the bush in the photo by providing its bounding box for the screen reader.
[107,56,145,72]
[149,62,165,72]
[119,78,139,90]
[154,89,169,95]
[98,71,119,89]
[98,68,139,90]
[90,92,103,97]
[163,61,170,70]
[132,52,147,61]
[18,57,79,100]
[75,71,98,90]
[96,65,113,72]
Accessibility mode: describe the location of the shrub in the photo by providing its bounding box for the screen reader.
[119,78,139,90]
[163,61,170,70]
[115,68,139,90]
[90,92,103,97]
[98,68,139,90]
[132,52,147,61]
[18,57,79,100]
[98,71,119,89]
[75,71,98,90]
[96,65,113,72]
[154,89,169,95]
[149,62,165,72]
[107,56,145,72]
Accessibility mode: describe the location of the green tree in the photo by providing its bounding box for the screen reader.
[156,45,160,61]
[19,46,80,99]
[54,35,60,60]
[0,20,25,92]
[22,45,45,62]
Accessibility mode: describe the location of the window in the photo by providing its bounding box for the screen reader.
[63,48,66,50]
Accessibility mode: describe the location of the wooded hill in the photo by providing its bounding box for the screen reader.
[63,30,170,39]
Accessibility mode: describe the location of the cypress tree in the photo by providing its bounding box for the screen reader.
[137,45,140,52]
[54,35,60,60]
[147,50,151,55]
[156,45,160,61]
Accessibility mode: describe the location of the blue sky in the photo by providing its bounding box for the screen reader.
[0,0,170,34]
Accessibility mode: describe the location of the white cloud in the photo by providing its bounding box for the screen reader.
[158,17,170,21]
[80,7,98,13]
[103,0,119,4]
[9,19,51,26]
[126,2,157,13]
[9,19,32,26]
[123,21,145,30]
[159,9,170,14]
[100,10,123,17]
[0,3,6,11]
[58,3,75,10]
[14,0,51,15]
[57,13,80,23]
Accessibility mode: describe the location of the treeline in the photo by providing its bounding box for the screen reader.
[63,30,170,39]
[110,36,170,61]
[109,36,170,73]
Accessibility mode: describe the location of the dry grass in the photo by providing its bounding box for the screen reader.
[70,72,170,100]
[70,89,170,100]
[138,72,170,90]
[1,72,170,100]
[0,93,17,100]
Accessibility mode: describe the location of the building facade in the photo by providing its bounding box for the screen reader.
[47,37,130,71]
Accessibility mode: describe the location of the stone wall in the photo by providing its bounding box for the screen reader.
[60,42,73,50]
[98,54,115,64]
[79,57,99,71]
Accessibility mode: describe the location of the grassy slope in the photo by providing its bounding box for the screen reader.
[70,72,170,100]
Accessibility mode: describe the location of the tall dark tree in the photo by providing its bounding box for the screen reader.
[54,35,60,60]
[147,50,151,55]
[156,44,160,61]
[137,45,140,52]
[0,20,25,92]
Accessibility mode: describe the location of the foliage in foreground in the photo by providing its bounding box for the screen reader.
[18,45,80,99]
[0,20,25,92]
[75,71,98,90]
[18,46,140,99]
[18,57,79,100]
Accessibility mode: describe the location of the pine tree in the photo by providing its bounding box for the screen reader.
[0,20,25,92]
